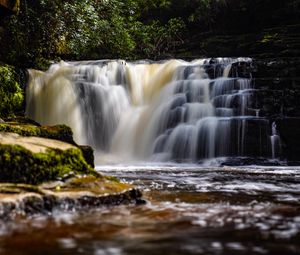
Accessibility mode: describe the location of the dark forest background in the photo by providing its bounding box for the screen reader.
[0,0,299,68]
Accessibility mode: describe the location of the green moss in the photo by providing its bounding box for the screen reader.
[0,64,24,118]
[0,122,97,168]
[0,144,98,185]
[0,123,74,144]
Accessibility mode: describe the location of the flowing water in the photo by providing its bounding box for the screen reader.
[7,58,297,254]
[0,164,300,255]
[26,58,278,163]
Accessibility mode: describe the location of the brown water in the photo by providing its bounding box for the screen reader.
[1,164,300,255]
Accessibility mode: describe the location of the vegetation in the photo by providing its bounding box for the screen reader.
[0,121,96,167]
[1,0,298,68]
[0,144,96,184]
[0,64,24,117]
[0,123,74,144]
[0,0,186,67]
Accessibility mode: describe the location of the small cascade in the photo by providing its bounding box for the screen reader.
[270,122,281,159]
[26,58,278,163]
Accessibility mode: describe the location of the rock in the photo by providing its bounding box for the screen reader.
[0,177,145,218]
[179,24,300,59]
[0,121,97,170]
[0,132,75,153]
[220,157,282,166]
[0,132,97,184]
[78,145,95,168]
[0,122,75,144]
[0,118,4,123]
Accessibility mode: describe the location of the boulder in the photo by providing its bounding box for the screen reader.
[0,177,144,218]
[0,121,95,168]
[0,132,97,184]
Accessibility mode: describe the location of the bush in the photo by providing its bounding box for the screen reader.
[0,64,24,117]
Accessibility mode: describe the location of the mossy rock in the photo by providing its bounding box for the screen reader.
[0,181,144,218]
[0,122,95,167]
[0,122,75,144]
[78,145,95,168]
[0,132,98,184]
[0,63,24,118]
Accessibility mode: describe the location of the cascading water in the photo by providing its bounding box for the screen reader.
[270,122,281,159]
[26,58,280,163]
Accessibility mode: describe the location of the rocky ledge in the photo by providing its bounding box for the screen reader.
[0,130,96,184]
[0,119,144,218]
[0,177,144,219]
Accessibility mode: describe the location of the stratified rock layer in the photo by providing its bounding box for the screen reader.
[0,178,144,218]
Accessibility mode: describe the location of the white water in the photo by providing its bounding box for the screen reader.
[271,122,281,159]
[26,58,278,163]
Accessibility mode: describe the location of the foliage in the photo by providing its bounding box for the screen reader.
[0,0,186,66]
[0,0,299,67]
[131,18,185,58]
[0,64,24,117]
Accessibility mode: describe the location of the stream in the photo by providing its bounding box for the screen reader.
[1,163,300,255]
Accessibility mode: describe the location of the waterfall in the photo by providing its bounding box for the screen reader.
[26,58,279,163]
[270,122,281,159]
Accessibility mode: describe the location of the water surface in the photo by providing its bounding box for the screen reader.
[1,164,300,255]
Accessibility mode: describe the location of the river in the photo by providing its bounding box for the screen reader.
[8,57,298,254]
[1,163,300,255]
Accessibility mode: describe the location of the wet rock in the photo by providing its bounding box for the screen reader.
[220,157,282,166]
[0,178,144,218]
